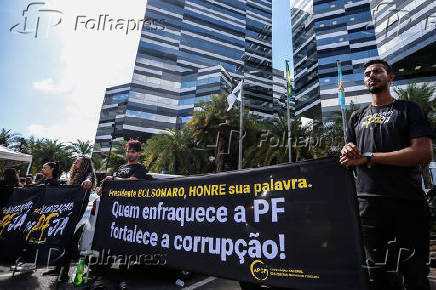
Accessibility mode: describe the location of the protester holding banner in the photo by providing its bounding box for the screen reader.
[104,139,148,182]
[340,59,435,290]
[41,162,60,186]
[0,168,22,208]
[42,156,97,280]
[93,139,147,289]
[24,174,33,186]
[68,156,97,190]
[34,173,44,185]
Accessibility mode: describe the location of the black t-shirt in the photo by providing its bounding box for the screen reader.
[0,180,13,208]
[346,99,435,200]
[113,163,148,179]
[42,178,60,186]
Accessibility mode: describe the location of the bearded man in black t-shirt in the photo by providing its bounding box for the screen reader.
[93,139,148,289]
[105,139,148,181]
[340,59,435,290]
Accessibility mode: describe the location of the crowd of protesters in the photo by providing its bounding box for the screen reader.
[0,139,148,288]
[0,160,91,208]
[0,58,435,290]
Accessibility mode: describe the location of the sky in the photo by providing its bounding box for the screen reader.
[0,0,293,144]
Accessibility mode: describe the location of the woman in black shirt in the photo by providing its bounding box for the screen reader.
[41,162,60,186]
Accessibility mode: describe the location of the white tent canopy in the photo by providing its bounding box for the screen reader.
[0,145,32,169]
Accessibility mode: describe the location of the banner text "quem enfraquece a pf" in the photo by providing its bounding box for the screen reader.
[93,157,367,290]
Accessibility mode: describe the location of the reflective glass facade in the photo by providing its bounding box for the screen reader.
[371,0,436,92]
[291,0,322,119]
[292,0,380,121]
[95,0,287,150]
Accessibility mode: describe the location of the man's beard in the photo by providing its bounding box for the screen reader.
[127,157,138,163]
[368,80,388,94]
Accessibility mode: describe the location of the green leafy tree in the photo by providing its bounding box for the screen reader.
[243,115,313,168]
[143,127,208,175]
[106,140,128,174]
[10,136,35,154]
[68,139,94,156]
[316,101,360,157]
[91,143,107,173]
[188,93,258,172]
[30,139,74,176]
[0,128,19,147]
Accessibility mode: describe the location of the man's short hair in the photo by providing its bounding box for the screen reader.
[363,59,392,74]
[125,139,142,152]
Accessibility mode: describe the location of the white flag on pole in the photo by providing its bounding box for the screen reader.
[227,80,243,111]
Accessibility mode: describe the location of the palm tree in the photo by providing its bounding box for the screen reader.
[243,115,313,168]
[106,140,128,174]
[143,127,208,175]
[188,94,238,172]
[10,136,35,154]
[31,139,74,176]
[68,139,94,156]
[394,83,436,118]
[91,143,106,172]
[315,101,360,156]
[0,129,19,147]
[187,93,258,172]
[395,83,436,188]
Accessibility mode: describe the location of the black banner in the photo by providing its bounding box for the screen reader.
[93,157,367,289]
[0,186,87,265]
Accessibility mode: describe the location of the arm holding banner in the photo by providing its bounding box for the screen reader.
[105,176,139,181]
[340,112,363,168]
[81,171,95,190]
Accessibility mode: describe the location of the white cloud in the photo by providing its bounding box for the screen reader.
[28,0,148,143]
[27,123,88,143]
[32,78,72,94]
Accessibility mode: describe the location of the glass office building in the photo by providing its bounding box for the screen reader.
[371,0,436,90]
[291,0,322,119]
[95,0,287,151]
[291,0,380,121]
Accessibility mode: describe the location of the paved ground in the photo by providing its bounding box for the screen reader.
[2,262,436,290]
[0,262,241,290]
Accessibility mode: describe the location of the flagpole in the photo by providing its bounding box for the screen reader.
[340,108,347,143]
[285,60,292,163]
[238,78,244,170]
[287,95,292,163]
[238,78,244,169]
[337,60,347,143]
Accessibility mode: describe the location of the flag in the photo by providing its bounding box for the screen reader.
[227,80,243,111]
[337,61,346,110]
[285,60,294,101]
